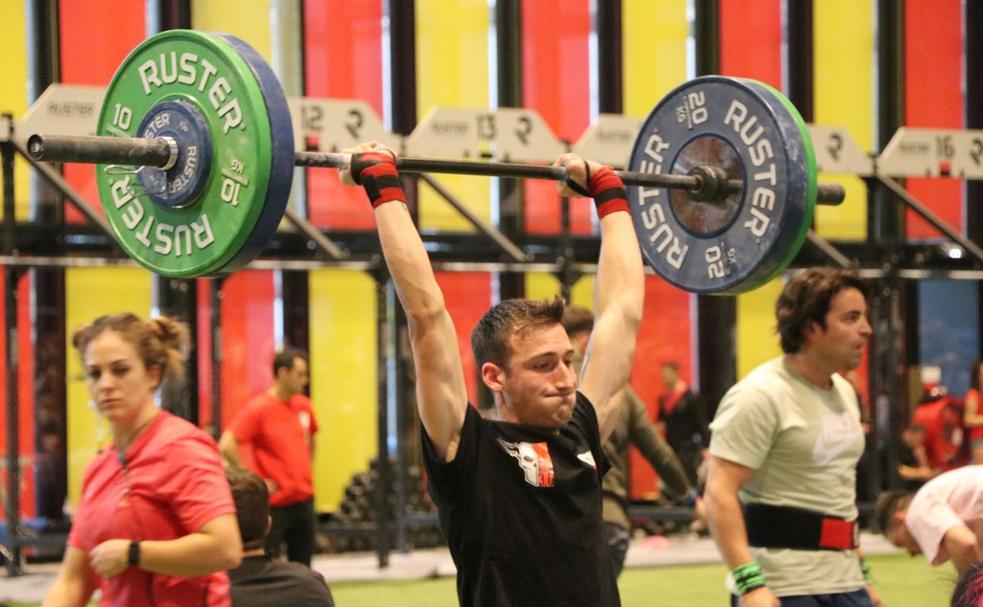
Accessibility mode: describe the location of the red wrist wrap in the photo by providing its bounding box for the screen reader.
[588,166,629,218]
[351,152,405,208]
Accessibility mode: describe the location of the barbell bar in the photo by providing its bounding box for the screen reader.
[26,134,846,206]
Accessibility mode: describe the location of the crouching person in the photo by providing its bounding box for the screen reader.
[227,467,335,607]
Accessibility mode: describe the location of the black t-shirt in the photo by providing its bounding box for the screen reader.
[422,392,620,607]
[229,556,334,607]
[658,389,708,452]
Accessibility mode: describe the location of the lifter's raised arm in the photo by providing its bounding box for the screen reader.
[557,154,644,441]
[341,143,468,462]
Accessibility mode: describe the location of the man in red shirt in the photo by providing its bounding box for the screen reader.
[219,349,318,566]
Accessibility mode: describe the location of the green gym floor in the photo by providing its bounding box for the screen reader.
[326,553,953,607]
[4,552,954,607]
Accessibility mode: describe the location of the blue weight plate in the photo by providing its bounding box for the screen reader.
[627,76,812,294]
[136,99,213,209]
[211,33,295,275]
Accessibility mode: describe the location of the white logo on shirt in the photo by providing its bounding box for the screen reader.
[811,411,859,465]
[577,450,597,469]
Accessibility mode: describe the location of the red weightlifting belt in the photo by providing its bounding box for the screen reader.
[744,503,858,551]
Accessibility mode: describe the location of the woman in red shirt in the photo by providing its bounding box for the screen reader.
[43,313,241,607]
[964,360,983,465]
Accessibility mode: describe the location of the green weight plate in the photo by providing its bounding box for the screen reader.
[210,33,294,276]
[740,78,818,287]
[96,29,277,278]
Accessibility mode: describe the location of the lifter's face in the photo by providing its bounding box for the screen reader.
[804,287,871,371]
[483,324,577,429]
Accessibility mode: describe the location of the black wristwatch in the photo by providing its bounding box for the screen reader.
[127,540,141,567]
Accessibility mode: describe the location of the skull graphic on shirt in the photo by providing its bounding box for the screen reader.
[497,438,555,488]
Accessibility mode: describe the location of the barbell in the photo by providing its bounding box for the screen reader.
[25,30,846,294]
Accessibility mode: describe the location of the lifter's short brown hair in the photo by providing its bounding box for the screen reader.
[471,297,566,368]
[775,268,868,354]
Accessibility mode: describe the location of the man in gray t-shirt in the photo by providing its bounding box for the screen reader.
[704,268,880,607]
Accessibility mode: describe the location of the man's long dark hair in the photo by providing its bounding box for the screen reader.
[775,268,868,354]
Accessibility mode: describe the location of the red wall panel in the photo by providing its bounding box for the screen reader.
[0,271,36,520]
[303,0,384,230]
[719,0,783,87]
[0,266,8,482]
[435,272,492,405]
[219,272,276,430]
[905,0,964,238]
[628,277,694,500]
[197,279,214,431]
[0,269,7,519]
[58,0,145,224]
[521,1,593,235]
[631,279,693,411]
[18,273,35,519]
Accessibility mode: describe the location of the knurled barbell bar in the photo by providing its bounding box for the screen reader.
[27,134,846,204]
[23,30,846,293]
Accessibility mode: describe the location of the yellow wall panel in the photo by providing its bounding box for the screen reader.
[569,275,594,309]
[523,274,594,309]
[813,0,873,240]
[65,268,153,505]
[736,277,784,379]
[415,0,490,230]
[0,0,31,219]
[524,273,561,303]
[192,0,272,60]
[622,0,689,117]
[309,270,378,512]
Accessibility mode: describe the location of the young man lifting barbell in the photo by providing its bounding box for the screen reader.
[340,143,643,607]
